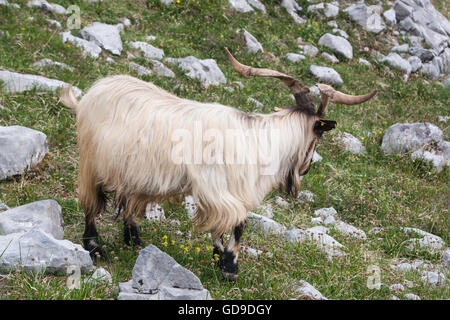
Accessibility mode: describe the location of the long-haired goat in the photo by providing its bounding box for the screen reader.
[60,48,376,280]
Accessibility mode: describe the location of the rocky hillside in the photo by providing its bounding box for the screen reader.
[0,0,449,300]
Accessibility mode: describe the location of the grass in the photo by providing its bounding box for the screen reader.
[0,0,449,300]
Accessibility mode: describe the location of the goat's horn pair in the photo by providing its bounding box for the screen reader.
[225,47,377,116]
[316,83,377,116]
[224,47,310,96]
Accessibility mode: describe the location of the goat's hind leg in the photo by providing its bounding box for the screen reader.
[81,188,106,260]
[123,217,143,247]
[120,196,144,247]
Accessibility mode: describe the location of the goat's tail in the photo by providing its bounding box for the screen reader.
[60,85,80,114]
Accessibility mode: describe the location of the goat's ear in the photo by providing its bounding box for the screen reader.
[314,119,337,137]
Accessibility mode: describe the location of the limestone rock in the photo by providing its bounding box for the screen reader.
[0,126,48,180]
[0,200,64,240]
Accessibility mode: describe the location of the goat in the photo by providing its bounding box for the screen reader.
[60,47,376,280]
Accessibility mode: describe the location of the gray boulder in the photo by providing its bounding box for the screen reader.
[0,228,93,274]
[294,280,327,300]
[0,70,82,97]
[443,249,450,268]
[403,230,445,252]
[131,245,203,294]
[228,0,253,13]
[119,280,211,300]
[310,65,343,85]
[394,0,450,52]
[335,221,367,240]
[247,0,266,13]
[60,31,102,59]
[408,56,422,72]
[80,22,123,55]
[282,0,307,25]
[86,267,113,285]
[391,44,409,53]
[381,53,412,74]
[27,0,66,14]
[151,60,175,78]
[298,44,319,57]
[128,62,153,76]
[0,200,64,239]
[334,132,367,154]
[321,52,339,64]
[313,207,337,219]
[118,245,211,300]
[0,126,48,180]
[128,41,164,60]
[247,212,286,235]
[165,56,226,88]
[318,33,353,59]
[344,3,386,34]
[284,53,306,63]
[411,150,448,171]
[297,190,315,203]
[32,58,74,72]
[383,8,397,26]
[381,122,444,154]
[237,29,263,54]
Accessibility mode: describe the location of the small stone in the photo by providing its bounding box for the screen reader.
[404,293,421,300]
[389,283,405,293]
[294,280,327,300]
[247,212,286,235]
[334,132,367,154]
[128,62,152,76]
[237,29,263,54]
[165,56,226,88]
[323,215,336,225]
[297,190,315,203]
[145,203,165,221]
[257,204,273,219]
[391,44,409,53]
[248,97,263,108]
[318,33,353,60]
[298,44,319,57]
[128,41,164,60]
[183,196,197,220]
[359,58,371,66]
[313,208,336,219]
[32,58,74,72]
[86,267,113,285]
[321,52,339,64]
[80,22,123,55]
[310,65,343,85]
[284,53,306,63]
[275,196,289,208]
[61,31,102,59]
[335,221,367,240]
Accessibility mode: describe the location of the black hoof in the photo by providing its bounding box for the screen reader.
[220,250,238,281]
[84,239,102,260]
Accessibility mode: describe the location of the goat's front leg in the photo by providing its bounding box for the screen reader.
[218,220,247,282]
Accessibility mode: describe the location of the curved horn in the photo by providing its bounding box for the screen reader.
[225,47,313,109]
[316,83,377,116]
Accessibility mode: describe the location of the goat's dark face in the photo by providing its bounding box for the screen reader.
[313,119,337,138]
